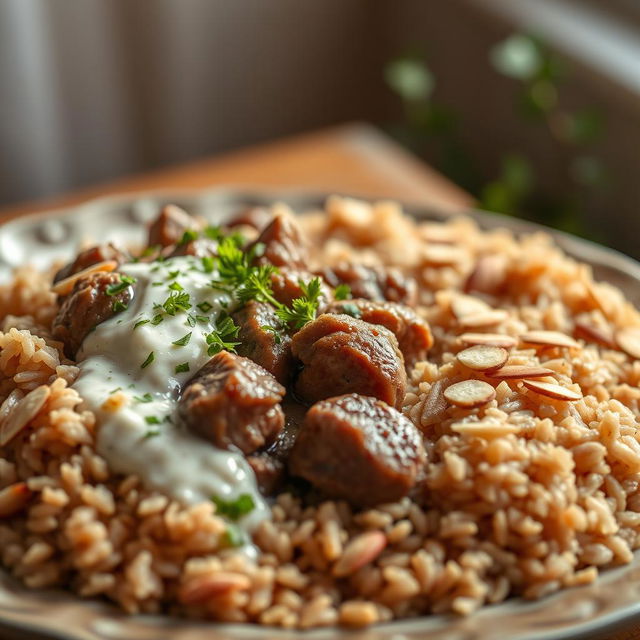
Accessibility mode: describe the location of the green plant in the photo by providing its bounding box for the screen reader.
[385,34,608,238]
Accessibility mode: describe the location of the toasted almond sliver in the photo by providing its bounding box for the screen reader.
[51,260,118,296]
[422,244,464,266]
[616,327,640,359]
[456,345,508,372]
[522,379,583,401]
[487,365,554,380]
[465,254,507,294]
[573,320,616,349]
[458,333,518,349]
[0,385,50,447]
[451,294,490,320]
[520,330,580,349]
[458,310,508,328]
[451,421,520,438]
[444,379,496,408]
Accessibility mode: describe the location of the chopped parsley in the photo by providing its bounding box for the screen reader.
[201,256,215,273]
[185,315,197,328]
[112,300,128,313]
[175,362,190,374]
[334,284,351,300]
[211,493,256,520]
[162,291,191,316]
[339,303,362,319]
[134,393,153,403]
[140,351,155,369]
[108,386,122,394]
[275,278,322,329]
[151,313,164,326]
[221,524,245,548]
[197,301,213,313]
[145,416,161,425]
[205,315,241,356]
[105,275,137,296]
[143,429,160,439]
[179,229,199,245]
[172,332,192,347]
[261,324,282,344]
[168,281,184,291]
[203,225,224,241]
[168,269,181,279]
[134,318,150,329]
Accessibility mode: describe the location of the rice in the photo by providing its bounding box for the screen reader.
[2,196,640,628]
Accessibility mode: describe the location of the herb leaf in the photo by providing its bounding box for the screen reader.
[145,416,161,425]
[112,300,128,313]
[141,351,155,369]
[175,362,190,374]
[211,493,256,520]
[106,275,136,296]
[334,284,351,300]
[134,393,153,403]
[134,318,150,329]
[205,315,241,356]
[144,429,160,439]
[275,277,322,329]
[172,332,192,347]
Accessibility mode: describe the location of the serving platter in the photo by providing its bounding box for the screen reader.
[1,187,640,640]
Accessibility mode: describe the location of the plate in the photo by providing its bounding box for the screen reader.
[2,187,640,640]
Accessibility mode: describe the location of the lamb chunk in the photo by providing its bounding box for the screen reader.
[179,351,285,455]
[53,244,128,284]
[148,204,199,248]
[291,313,406,409]
[250,214,308,269]
[320,262,418,306]
[226,206,272,231]
[327,299,432,366]
[232,301,293,384]
[52,272,134,358]
[289,394,426,506]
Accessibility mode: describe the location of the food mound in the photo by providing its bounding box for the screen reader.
[1,196,640,629]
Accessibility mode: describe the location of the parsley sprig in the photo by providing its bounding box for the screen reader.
[205,315,241,356]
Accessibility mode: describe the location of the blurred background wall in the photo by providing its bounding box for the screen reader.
[1,0,639,256]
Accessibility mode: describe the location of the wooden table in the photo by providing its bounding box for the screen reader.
[0,123,473,221]
[1,124,636,640]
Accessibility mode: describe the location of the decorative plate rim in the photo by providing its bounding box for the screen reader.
[2,186,640,640]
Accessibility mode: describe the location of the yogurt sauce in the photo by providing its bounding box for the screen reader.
[72,255,269,533]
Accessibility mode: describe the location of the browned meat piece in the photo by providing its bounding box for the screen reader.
[327,299,433,366]
[247,401,306,494]
[226,206,272,231]
[148,204,199,248]
[53,244,128,284]
[250,214,308,268]
[291,314,407,409]
[320,263,418,306]
[270,268,333,311]
[289,394,426,506]
[179,351,285,454]
[232,301,293,384]
[52,272,134,358]
[169,237,218,258]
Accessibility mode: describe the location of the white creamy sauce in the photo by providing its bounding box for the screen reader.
[72,256,269,535]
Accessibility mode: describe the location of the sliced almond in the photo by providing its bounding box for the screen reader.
[0,482,32,517]
[51,260,118,296]
[487,365,554,380]
[573,320,615,349]
[520,330,580,350]
[616,327,640,359]
[456,345,508,372]
[0,385,50,446]
[522,379,583,401]
[458,333,518,349]
[420,379,449,427]
[444,379,496,408]
[451,421,520,438]
[458,309,508,328]
[451,294,490,320]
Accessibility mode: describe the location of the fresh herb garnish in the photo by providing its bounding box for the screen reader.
[140,351,155,369]
[168,281,184,291]
[143,430,160,439]
[112,300,128,313]
[172,332,192,347]
[108,386,122,394]
[275,277,322,329]
[134,393,153,403]
[339,303,362,319]
[179,229,199,245]
[221,524,245,548]
[205,315,241,356]
[203,225,224,241]
[201,256,215,273]
[134,318,150,329]
[334,284,351,300]
[261,325,282,344]
[163,291,191,316]
[168,269,181,279]
[151,313,164,326]
[106,275,137,296]
[175,362,190,374]
[185,315,197,328]
[211,493,256,520]
[197,301,213,312]
[145,416,161,425]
